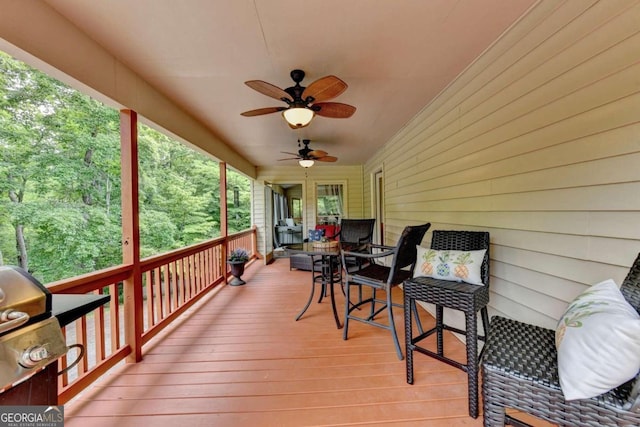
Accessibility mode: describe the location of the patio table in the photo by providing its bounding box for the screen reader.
[285,242,345,329]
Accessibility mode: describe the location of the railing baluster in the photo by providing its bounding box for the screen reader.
[95,288,106,362]
[48,229,255,404]
[75,316,88,374]
[109,283,120,350]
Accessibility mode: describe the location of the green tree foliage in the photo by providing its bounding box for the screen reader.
[137,125,222,257]
[0,52,251,283]
[0,51,124,280]
[226,169,252,233]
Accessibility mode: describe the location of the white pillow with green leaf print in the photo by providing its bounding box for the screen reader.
[414,247,486,286]
[555,278,640,400]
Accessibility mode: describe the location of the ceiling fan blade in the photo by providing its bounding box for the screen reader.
[301,76,347,103]
[280,151,300,156]
[308,149,328,158]
[316,156,338,162]
[240,107,285,117]
[313,102,356,118]
[245,80,293,102]
[278,157,300,161]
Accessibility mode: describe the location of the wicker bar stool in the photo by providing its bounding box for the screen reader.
[404,230,490,418]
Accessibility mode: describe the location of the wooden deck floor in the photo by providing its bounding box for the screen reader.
[64,258,552,427]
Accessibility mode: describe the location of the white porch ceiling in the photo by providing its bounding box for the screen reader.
[42,0,536,167]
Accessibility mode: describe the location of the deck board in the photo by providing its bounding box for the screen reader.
[64,258,554,426]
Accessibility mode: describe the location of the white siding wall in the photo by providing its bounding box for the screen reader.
[364,0,640,329]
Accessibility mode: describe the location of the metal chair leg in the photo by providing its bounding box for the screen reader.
[387,287,403,360]
[343,281,351,340]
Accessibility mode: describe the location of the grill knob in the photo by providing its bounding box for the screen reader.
[19,346,50,369]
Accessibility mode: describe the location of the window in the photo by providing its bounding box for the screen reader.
[292,198,302,221]
[316,183,344,224]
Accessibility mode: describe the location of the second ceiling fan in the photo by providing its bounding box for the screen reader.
[241,69,356,128]
[279,139,337,167]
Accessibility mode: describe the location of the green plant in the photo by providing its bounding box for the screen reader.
[228,248,249,262]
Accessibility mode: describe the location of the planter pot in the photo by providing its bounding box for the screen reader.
[228,260,246,286]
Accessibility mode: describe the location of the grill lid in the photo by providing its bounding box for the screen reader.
[0,266,51,335]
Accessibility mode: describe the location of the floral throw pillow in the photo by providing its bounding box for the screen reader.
[555,278,640,400]
[308,229,324,241]
[413,246,486,286]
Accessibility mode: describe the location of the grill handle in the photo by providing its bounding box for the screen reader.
[0,310,29,334]
[58,344,85,376]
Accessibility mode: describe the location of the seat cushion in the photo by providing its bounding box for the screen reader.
[289,254,313,271]
[350,264,411,288]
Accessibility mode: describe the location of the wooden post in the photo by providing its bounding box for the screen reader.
[252,225,258,259]
[220,162,228,268]
[120,109,143,363]
[220,162,228,239]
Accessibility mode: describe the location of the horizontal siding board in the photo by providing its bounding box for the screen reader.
[491,245,632,284]
[390,81,640,185]
[391,210,640,240]
[491,277,567,320]
[385,182,640,212]
[489,292,558,329]
[388,150,640,203]
[389,94,640,193]
[491,260,586,303]
[390,124,640,197]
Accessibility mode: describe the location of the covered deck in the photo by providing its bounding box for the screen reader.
[62,258,548,427]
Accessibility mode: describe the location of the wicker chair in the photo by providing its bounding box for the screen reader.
[481,253,640,427]
[404,230,491,419]
[341,223,431,360]
[330,218,376,244]
[335,219,376,276]
[289,229,326,271]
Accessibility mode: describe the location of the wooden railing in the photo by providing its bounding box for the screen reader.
[47,227,257,404]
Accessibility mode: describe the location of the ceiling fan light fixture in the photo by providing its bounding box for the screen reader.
[299,159,315,168]
[283,107,314,128]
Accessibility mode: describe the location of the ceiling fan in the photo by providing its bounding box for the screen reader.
[279,139,337,167]
[241,69,356,128]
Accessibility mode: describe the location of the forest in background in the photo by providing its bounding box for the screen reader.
[0,52,251,284]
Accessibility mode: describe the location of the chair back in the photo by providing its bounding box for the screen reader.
[339,219,376,244]
[430,230,490,288]
[620,252,640,411]
[621,253,640,315]
[388,223,431,283]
